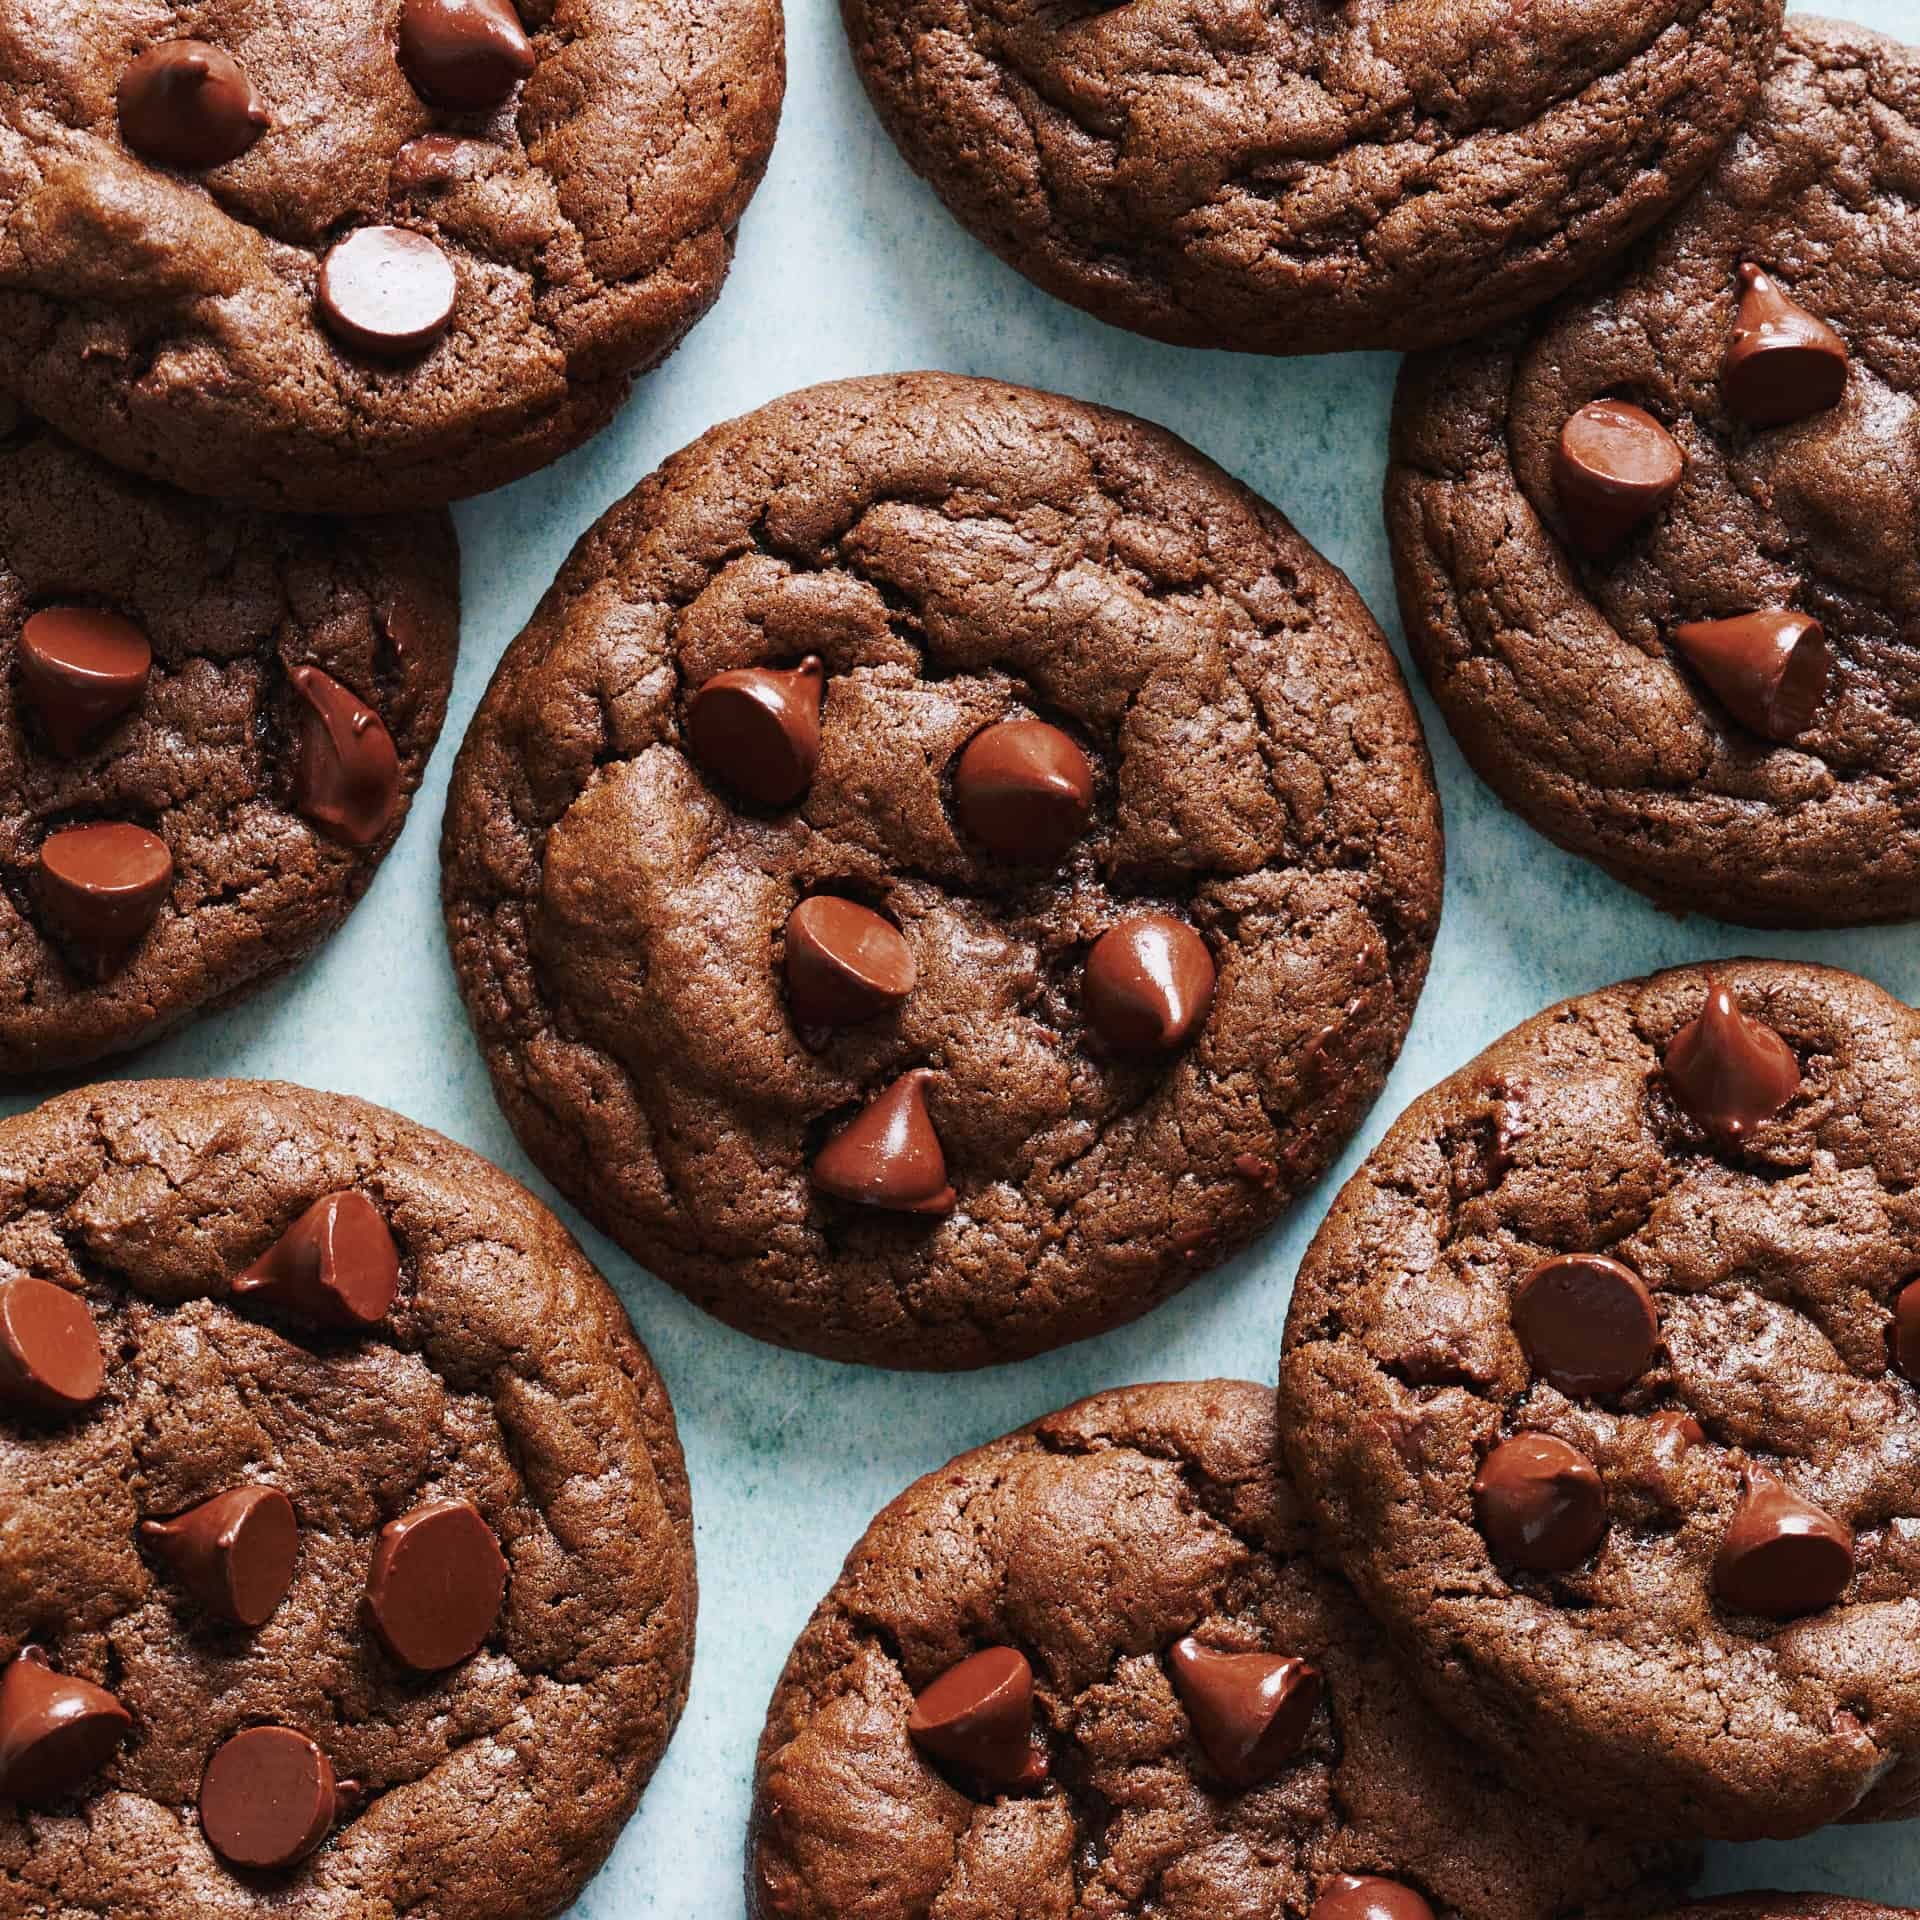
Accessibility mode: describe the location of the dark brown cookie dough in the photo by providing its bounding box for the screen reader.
[0,1078,696,1920]
[441,373,1443,1370]
[1387,18,1920,928]
[0,0,784,512]
[0,406,457,1075]
[748,1380,1696,1920]
[1279,960,1920,1843]
[841,0,1780,356]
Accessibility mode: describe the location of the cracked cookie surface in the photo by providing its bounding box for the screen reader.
[748,1379,1696,1920]
[1386,18,1920,927]
[841,0,1779,356]
[440,373,1443,1370]
[1280,960,1920,1842]
[0,1077,696,1920]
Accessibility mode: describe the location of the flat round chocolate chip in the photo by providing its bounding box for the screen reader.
[784,896,914,1027]
[0,1276,104,1415]
[1083,913,1215,1056]
[811,1069,955,1215]
[1512,1253,1659,1398]
[18,608,152,756]
[117,40,268,171]
[398,0,535,110]
[1714,1469,1854,1619]
[233,1190,400,1330]
[1722,263,1849,428]
[686,657,825,808]
[907,1646,1044,1794]
[1473,1432,1608,1573]
[1554,401,1683,556]
[365,1498,507,1671]
[1670,610,1828,742]
[317,228,457,357]
[199,1726,341,1869]
[141,1487,299,1629]
[1665,981,1801,1142]
[35,822,172,955]
[951,719,1093,862]
[1310,1877,1437,1920]
[0,1649,130,1801]
[1166,1635,1320,1789]
[290,665,401,847]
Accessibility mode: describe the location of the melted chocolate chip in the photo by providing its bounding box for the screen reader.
[365,1498,508,1671]
[1310,1877,1437,1920]
[1722,263,1849,428]
[687,657,824,808]
[18,608,152,756]
[1647,1408,1706,1461]
[0,1276,104,1415]
[951,719,1092,862]
[1714,1469,1854,1619]
[1664,981,1801,1142]
[1894,1277,1920,1384]
[141,1487,298,1629]
[289,665,402,847]
[317,228,457,357]
[1670,611,1828,742]
[1166,1636,1320,1789]
[117,40,268,170]
[0,1649,130,1801]
[811,1070,955,1214]
[1512,1253,1659,1398]
[907,1647,1045,1794]
[35,822,172,962]
[1472,1432,1608,1573]
[1083,914,1215,1056]
[1554,401,1683,555]
[199,1726,345,1869]
[398,0,535,109]
[233,1191,400,1330]
[784,897,915,1027]
[389,132,475,194]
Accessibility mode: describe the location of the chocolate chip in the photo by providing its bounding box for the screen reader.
[365,1499,507,1671]
[784,897,915,1027]
[1647,1408,1706,1460]
[398,0,535,109]
[389,132,474,194]
[289,665,401,847]
[0,1276,104,1415]
[317,228,457,357]
[1893,1278,1920,1384]
[951,719,1092,862]
[117,40,268,171]
[811,1070,956,1214]
[18,608,152,756]
[0,1649,130,1801]
[1664,980,1801,1142]
[1166,1635,1320,1789]
[1714,1469,1854,1619]
[141,1487,298,1629]
[1553,401,1683,555]
[907,1647,1045,1794]
[233,1191,400,1330]
[1512,1253,1659,1398]
[35,822,172,962]
[1083,913,1215,1056]
[1670,610,1828,742]
[1472,1432,1608,1573]
[687,656,824,807]
[1722,263,1849,428]
[199,1726,345,1869]
[1310,1877,1437,1920]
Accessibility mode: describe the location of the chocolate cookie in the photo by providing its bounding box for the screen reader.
[748,1380,1696,1920]
[1387,18,1920,928]
[841,0,1781,356]
[1279,960,1920,1842]
[0,0,783,511]
[441,373,1443,1369]
[0,1078,695,1919]
[0,404,457,1074]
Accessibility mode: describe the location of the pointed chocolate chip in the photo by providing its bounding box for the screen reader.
[1671,611,1828,742]
[365,1499,507,1671]
[117,40,268,170]
[1310,1877,1437,1920]
[0,1276,104,1415]
[233,1191,399,1330]
[1083,914,1215,1057]
[289,665,401,847]
[0,1649,130,1801]
[36,822,172,965]
[908,1647,1045,1794]
[1714,1470,1853,1619]
[1554,401,1683,555]
[951,719,1092,862]
[1664,981,1800,1142]
[1166,1636,1320,1788]
[1473,1432,1608,1573]
[398,0,534,110]
[318,228,457,357]
[1512,1253,1659,1398]
[1723,264,1849,427]
[811,1070,955,1214]
[784,897,915,1027]
[1893,1278,1920,1384]
[199,1726,342,1869]
[141,1487,298,1629]
[687,657,824,808]
[18,608,152,756]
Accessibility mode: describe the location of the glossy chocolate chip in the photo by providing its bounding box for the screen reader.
[365,1499,507,1671]
[36,822,172,959]
[1166,1636,1320,1789]
[317,228,456,357]
[117,40,268,170]
[0,1649,130,1801]
[1671,611,1828,743]
[951,719,1092,862]
[1311,1877,1437,1920]
[1083,914,1215,1057]
[0,1277,104,1415]
[1554,401,1683,555]
[233,1191,400,1330]
[908,1647,1045,1794]
[1894,1278,1920,1384]
[1647,1408,1706,1459]
[199,1727,345,1869]
[18,608,152,756]
[290,665,401,847]
[389,132,472,193]
[785,897,915,1027]
[398,0,534,109]
[687,657,824,807]
[1512,1253,1659,1397]
[141,1487,298,1629]
[811,1070,955,1215]
[1473,1432,1607,1573]
[1714,1470,1854,1619]
[1664,981,1801,1142]
[1723,263,1849,428]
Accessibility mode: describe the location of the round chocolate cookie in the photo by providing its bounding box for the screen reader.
[841,0,1781,356]
[1279,959,1920,1842]
[0,0,783,511]
[748,1380,1696,1920]
[0,1079,695,1919]
[0,405,457,1074]
[442,373,1443,1370]
[1387,17,1920,928]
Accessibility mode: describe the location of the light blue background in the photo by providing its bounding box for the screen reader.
[22,0,1920,1909]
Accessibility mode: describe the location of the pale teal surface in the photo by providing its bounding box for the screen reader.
[18,0,1920,1909]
